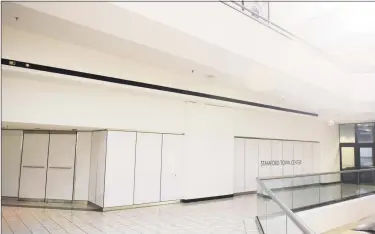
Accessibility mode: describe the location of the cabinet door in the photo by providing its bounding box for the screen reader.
[134,133,162,204]
[245,139,259,192]
[282,141,294,187]
[270,141,283,189]
[234,138,245,193]
[271,141,283,177]
[258,140,272,178]
[161,134,183,201]
[19,133,49,199]
[293,142,304,186]
[104,131,136,207]
[45,133,76,200]
[2,130,23,197]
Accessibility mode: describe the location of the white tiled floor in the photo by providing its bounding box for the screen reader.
[2,195,259,234]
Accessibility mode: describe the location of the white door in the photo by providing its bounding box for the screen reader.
[134,133,162,204]
[45,133,76,200]
[234,138,245,193]
[19,133,49,199]
[245,139,259,192]
[161,134,183,201]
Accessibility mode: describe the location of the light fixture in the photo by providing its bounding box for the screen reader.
[328,120,335,126]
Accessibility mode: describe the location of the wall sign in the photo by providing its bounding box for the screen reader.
[260,160,302,166]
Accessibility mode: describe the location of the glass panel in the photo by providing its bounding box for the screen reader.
[360,147,373,168]
[341,147,355,169]
[356,123,374,143]
[341,171,359,198]
[265,199,287,234]
[340,124,355,143]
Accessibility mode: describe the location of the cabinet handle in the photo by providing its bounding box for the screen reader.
[23,165,44,169]
[49,166,72,169]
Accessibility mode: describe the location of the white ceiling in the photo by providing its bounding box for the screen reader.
[2,2,375,123]
[270,2,375,74]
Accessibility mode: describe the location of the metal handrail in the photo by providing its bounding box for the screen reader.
[257,178,316,234]
[260,168,375,181]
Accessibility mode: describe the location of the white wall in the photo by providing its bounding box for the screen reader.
[1,130,23,197]
[2,26,339,201]
[74,132,92,201]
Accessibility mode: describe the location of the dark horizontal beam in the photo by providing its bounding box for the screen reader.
[1,58,318,117]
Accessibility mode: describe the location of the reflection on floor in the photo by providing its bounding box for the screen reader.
[2,195,258,234]
[2,198,99,211]
[324,214,375,234]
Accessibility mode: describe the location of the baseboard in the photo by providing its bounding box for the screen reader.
[181,194,234,203]
[234,191,256,196]
[1,196,18,200]
[102,200,179,212]
[319,181,341,186]
[87,201,103,210]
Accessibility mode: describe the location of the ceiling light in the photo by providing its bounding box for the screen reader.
[328,120,335,126]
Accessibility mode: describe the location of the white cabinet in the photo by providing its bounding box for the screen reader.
[245,139,258,192]
[282,141,294,176]
[293,142,303,176]
[45,133,76,200]
[258,140,272,178]
[19,133,49,199]
[161,134,183,201]
[271,141,283,177]
[234,138,245,193]
[1,130,23,197]
[134,133,162,204]
[104,131,137,207]
[293,142,304,186]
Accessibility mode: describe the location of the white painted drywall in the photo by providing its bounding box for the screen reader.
[74,132,92,201]
[104,131,136,207]
[1,130,23,197]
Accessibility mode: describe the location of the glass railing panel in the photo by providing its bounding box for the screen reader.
[257,181,268,231]
[359,170,375,195]
[265,198,287,234]
[341,171,360,199]
[256,169,375,234]
[256,178,315,234]
[292,178,320,210]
